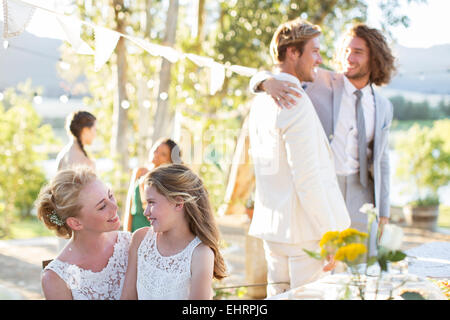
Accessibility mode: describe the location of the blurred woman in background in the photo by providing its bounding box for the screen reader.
[56,110,97,171]
[123,138,182,232]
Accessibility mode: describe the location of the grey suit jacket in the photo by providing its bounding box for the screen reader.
[250,68,393,218]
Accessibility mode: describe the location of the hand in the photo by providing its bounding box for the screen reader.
[261,78,302,109]
[323,254,336,272]
[136,167,149,179]
[378,217,389,241]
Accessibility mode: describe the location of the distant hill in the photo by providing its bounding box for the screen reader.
[0,27,65,97]
[1,27,450,97]
[386,44,450,95]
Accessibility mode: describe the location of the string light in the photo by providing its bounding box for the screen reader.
[59,94,69,103]
[59,60,71,70]
[33,94,43,104]
[147,80,155,89]
[159,92,168,101]
[121,100,130,109]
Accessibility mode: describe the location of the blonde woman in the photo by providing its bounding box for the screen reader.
[36,167,131,300]
[121,164,227,300]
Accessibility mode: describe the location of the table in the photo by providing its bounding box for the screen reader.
[267,272,447,300]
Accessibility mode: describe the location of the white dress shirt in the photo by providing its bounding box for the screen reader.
[331,76,375,176]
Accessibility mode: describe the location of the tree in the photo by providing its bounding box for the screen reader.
[395,120,450,204]
[111,0,130,172]
[0,82,58,238]
[152,0,180,143]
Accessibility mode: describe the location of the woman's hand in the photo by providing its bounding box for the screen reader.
[260,78,302,109]
[136,167,149,179]
[323,254,336,272]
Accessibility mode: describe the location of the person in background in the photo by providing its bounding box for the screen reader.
[123,138,182,232]
[56,110,97,172]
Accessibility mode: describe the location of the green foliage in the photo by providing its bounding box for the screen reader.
[438,205,450,228]
[213,285,247,300]
[409,195,440,207]
[376,247,407,272]
[390,95,450,121]
[395,120,450,204]
[400,291,426,300]
[0,82,58,238]
[4,217,54,240]
[303,248,323,260]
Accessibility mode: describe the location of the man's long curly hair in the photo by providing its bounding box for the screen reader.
[334,24,397,86]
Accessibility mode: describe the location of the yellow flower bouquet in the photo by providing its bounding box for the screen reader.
[303,204,416,300]
[304,228,370,299]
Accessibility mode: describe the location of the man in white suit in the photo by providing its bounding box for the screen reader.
[248,18,350,297]
[250,24,396,256]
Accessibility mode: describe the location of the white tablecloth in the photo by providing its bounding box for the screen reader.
[406,241,450,278]
[267,272,446,300]
[268,241,449,300]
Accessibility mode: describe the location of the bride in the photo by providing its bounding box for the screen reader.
[36,167,130,300]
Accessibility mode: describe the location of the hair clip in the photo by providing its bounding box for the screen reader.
[49,210,65,226]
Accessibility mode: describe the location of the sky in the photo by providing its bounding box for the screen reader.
[5,0,449,49]
[367,0,450,48]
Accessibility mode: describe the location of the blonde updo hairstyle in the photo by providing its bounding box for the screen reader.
[36,167,97,238]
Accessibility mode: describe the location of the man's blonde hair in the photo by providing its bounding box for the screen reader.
[270,18,321,64]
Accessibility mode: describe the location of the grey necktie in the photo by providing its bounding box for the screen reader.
[354,90,368,188]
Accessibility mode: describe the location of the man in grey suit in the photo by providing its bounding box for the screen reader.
[250,24,397,255]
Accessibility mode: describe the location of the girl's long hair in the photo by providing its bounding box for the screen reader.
[145,164,227,280]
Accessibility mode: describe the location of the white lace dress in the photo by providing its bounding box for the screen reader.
[136,228,201,300]
[43,231,131,300]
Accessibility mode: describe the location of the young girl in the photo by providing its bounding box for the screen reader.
[37,167,131,300]
[121,164,227,300]
[123,138,182,232]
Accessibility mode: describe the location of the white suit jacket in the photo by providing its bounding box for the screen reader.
[248,72,350,244]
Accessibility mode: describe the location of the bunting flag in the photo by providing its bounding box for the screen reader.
[210,61,226,95]
[185,54,226,94]
[2,0,258,95]
[229,65,257,77]
[2,0,35,38]
[25,3,67,40]
[56,15,94,55]
[94,26,120,71]
[127,35,181,63]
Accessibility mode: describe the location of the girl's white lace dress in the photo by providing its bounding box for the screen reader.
[136,228,201,300]
[43,231,131,300]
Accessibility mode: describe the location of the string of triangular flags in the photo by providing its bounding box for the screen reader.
[1,0,258,95]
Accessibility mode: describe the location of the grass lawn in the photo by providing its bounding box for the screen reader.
[3,218,54,240]
[438,205,450,229]
[391,119,435,132]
